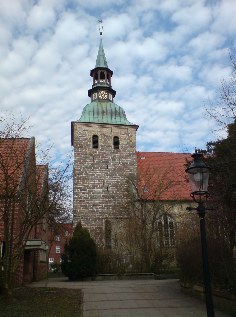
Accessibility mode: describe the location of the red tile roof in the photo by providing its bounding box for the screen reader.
[137,152,192,201]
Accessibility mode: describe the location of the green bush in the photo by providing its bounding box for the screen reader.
[61,223,97,280]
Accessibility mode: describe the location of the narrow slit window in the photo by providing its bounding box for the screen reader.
[92,135,99,149]
[105,220,112,249]
[113,136,119,149]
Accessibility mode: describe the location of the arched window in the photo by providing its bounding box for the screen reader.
[157,215,175,247]
[104,220,112,249]
[113,136,119,149]
[100,71,105,80]
[92,135,99,149]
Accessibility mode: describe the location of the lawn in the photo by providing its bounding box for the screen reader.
[0,287,83,317]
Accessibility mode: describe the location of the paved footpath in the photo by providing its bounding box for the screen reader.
[31,278,230,317]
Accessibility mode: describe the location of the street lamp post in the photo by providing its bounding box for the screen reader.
[186,151,215,317]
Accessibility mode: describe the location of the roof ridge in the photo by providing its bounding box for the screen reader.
[0,137,32,141]
[137,151,191,155]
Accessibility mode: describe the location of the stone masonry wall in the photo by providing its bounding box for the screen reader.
[72,122,137,245]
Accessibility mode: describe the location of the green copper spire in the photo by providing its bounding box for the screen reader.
[95,38,108,68]
[78,32,137,128]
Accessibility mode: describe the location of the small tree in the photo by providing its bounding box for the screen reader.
[178,51,236,292]
[204,51,236,291]
[206,49,236,129]
[111,162,177,273]
[61,223,97,280]
[205,122,236,291]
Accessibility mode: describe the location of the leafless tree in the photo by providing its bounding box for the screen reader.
[0,114,71,296]
[112,164,177,273]
[177,51,236,291]
[206,49,236,133]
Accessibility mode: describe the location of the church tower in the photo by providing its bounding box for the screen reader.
[71,36,138,246]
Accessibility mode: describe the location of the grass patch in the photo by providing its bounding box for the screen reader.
[0,287,82,317]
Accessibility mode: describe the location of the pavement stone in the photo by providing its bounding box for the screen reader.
[30,277,231,317]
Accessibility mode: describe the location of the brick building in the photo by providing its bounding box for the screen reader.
[71,38,192,248]
[0,137,49,286]
[48,223,73,269]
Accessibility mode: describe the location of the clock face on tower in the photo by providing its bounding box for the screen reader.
[98,90,108,100]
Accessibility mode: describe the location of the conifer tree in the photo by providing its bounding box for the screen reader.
[61,222,97,280]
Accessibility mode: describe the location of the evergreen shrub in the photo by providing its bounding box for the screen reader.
[61,223,97,280]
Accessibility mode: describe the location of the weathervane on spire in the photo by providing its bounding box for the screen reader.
[98,19,103,36]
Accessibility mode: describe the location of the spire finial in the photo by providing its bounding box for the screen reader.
[98,19,103,37]
[95,20,108,68]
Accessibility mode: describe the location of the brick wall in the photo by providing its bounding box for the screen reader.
[48,223,73,267]
[0,138,49,286]
[72,122,137,245]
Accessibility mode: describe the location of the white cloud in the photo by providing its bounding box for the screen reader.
[53,13,87,44]
[32,43,61,71]
[0,22,12,47]
[12,36,38,60]
[199,64,231,86]
[0,51,27,76]
[188,31,224,56]
[0,0,234,168]
[212,0,236,34]
[27,4,56,32]
[104,13,138,40]
[158,0,183,14]
[0,0,27,29]
[72,0,126,9]
[171,85,211,104]
[155,63,192,84]
[171,1,212,33]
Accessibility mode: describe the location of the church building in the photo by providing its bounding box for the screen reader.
[71,36,192,248]
[71,37,139,245]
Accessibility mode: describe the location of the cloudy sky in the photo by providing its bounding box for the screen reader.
[0,0,235,166]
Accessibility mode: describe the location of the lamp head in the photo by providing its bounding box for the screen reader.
[186,152,210,202]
